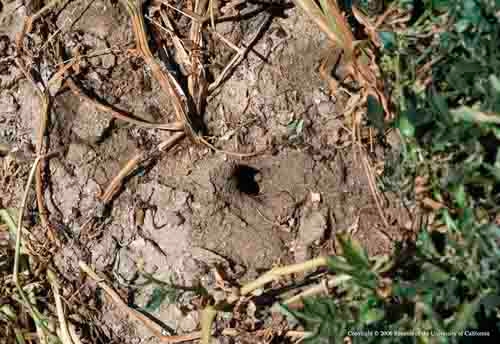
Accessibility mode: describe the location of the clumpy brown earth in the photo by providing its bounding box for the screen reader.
[0,1,414,343]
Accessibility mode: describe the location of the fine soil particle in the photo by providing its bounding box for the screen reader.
[0,1,414,342]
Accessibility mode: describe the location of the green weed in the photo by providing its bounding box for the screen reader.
[283,1,500,343]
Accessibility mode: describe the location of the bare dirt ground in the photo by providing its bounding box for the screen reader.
[0,1,414,343]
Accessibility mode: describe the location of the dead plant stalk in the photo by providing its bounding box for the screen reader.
[240,257,329,295]
[14,59,52,239]
[79,261,201,343]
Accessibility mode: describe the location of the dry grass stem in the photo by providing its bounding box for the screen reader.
[11,151,60,337]
[79,261,201,343]
[120,0,198,138]
[47,269,74,344]
[14,59,52,237]
[208,14,269,93]
[66,78,184,131]
[283,274,352,306]
[101,132,186,204]
[240,257,329,295]
[201,306,216,344]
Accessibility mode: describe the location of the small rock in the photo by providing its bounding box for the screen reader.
[0,143,10,156]
[300,212,327,245]
[47,160,81,223]
[18,81,40,143]
[310,191,321,204]
[80,179,100,211]
[89,55,101,66]
[386,129,402,150]
[247,301,257,318]
[295,210,327,262]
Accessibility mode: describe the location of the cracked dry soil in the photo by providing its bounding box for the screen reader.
[0,1,415,342]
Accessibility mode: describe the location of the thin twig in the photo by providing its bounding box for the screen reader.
[79,261,201,343]
[222,328,313,340]
[56,45,131,66]
[121,0,263,157]
[208,13,270,93]
[17,0,68,52]
[188,0,209,115]
[66,78,184,131]
[101,132,186,203]
[39,0,93,52]
[14,59,53,238]
[158,10,191,69]
[158,0,206,22]
[119,0,198,138]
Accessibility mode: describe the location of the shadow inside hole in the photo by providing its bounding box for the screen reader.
[233,164,260,196]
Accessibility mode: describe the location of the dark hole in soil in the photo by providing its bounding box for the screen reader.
[233,164,260,196]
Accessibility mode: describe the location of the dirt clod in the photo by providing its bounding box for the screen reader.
[295,209,328,263]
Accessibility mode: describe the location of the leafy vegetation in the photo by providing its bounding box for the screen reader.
[282,0,500,342]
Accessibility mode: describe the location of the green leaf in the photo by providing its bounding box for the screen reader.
[379,31,396,51]
[442,210,458,231]
[361,307,385,325]
[287,119,304,137]
[430,93,449,115]
[431,0,449,12]
[454,19,470,33]
[479,294,500,317]
[366,94,385,132]
[327,256,356,273]
[417,230,441,257]
[422,263,450,283]
[393,283,417,299]
[489,74,500,93]
[338,234,370,269]
[0,304,17,321]
[145,287,169,312]
[287,119,299,131]
[296,119,305,134]
[484,164,500,181]
[451,106,500,125]
[396,113,415,137]
[453,184,466,208]
[450,296,480,332]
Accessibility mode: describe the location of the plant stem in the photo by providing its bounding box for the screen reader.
[240,256,329,295]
